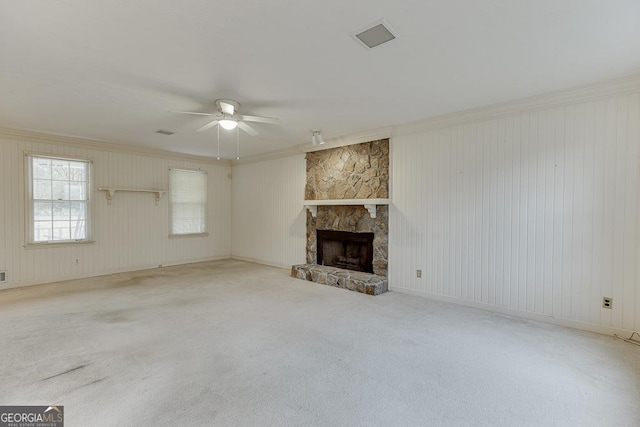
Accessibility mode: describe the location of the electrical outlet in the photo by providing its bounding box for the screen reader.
[0,271,6,283]
[416,269,422,278]
[602,297,612,309]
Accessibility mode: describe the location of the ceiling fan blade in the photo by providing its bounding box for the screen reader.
[238,114,280,125]
[172,111,214,116]
[238,121,259,136]
[218,101,236,115]
[197,119,219,132]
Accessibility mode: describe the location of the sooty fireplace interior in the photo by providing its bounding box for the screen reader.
[317,230,374,273]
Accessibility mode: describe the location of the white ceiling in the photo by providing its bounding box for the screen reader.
[1,0,639,159]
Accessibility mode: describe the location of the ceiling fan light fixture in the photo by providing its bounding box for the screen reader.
[219,119,238,130]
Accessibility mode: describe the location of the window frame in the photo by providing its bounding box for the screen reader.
[24,152,94,247]
[168,168,208,238]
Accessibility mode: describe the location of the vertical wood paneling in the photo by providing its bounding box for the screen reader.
[0,137,231,288]
[390,92,640,333]
[0,141,6,275]
[230,154,306,268]
[611,96,627,329]
[635,96,640,332]
[624,94,639,330]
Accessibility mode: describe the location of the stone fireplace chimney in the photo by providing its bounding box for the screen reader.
[305,139,389,277]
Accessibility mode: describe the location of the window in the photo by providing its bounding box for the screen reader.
[169,169,207,236]
[27,155,91,244]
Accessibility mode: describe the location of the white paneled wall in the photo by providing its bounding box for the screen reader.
[2,81,638,337]
[231,154,306,268]
[0,136,231,287]
[390,93,640,333]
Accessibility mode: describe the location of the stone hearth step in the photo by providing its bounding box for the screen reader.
[291,264,388,296]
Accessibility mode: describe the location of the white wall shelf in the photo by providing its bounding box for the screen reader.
[304,198,389,219]
[98,188,168,205]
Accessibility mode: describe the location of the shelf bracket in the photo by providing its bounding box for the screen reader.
[154,191,165,206]
[305,205,317,218]
[106,189,116,205]
[364,204,377,219]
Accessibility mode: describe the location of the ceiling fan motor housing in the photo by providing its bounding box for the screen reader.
[216,99,240,115]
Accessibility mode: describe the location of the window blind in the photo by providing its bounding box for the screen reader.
[169,169,207,235]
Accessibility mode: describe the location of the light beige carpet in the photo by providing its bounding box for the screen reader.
[0,260,638,426]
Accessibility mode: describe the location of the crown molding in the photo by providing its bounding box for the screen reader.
[230,146,305,167]
[298,126,392,153]
[0,127,231,166]
[230,126,393,166]
[393,72,640,137]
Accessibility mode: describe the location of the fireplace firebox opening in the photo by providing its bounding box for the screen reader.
[316,230,374,273]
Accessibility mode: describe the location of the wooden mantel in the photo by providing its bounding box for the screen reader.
[304,198,389,219]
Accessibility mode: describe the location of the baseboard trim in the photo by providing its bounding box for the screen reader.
[230,255,292,270]
[389,286,635,338]
[160,255,230,268]
[0,256,232,290]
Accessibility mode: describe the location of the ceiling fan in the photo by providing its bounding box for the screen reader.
[175,99,279,136]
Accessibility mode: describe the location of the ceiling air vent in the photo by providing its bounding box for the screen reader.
[0,271,7,283]
[155,129,175,136]
[352,19,398,49]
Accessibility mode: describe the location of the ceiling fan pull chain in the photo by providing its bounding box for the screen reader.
[236,126,240,160]
[217,125,221,160]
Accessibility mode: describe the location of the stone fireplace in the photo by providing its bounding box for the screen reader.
[292,139,389,295]
[307,205,388,276]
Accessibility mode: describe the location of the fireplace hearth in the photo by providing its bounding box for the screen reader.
[317,229,374,273]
